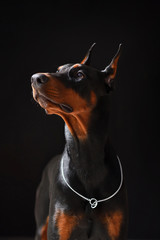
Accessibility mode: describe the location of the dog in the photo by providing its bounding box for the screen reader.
[31,43,128,240]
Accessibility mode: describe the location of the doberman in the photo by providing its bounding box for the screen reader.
[31,43,128,240]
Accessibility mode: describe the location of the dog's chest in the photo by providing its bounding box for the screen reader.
[53,201,124,240]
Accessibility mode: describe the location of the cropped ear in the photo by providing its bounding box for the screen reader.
[102,44,122,90]
[81,43,96,65]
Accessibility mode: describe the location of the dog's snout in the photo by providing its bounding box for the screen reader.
[31,73,49,85]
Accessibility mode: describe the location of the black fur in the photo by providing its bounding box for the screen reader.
[31,44,128,240]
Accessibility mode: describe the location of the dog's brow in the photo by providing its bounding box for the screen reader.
[72,64,81,69]
[58,65,63,71]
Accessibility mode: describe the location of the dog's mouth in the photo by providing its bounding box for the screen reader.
[32,89,73,114]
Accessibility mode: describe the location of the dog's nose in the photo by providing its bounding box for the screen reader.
[31,73,49,85]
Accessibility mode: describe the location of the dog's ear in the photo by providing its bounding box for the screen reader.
[102,44,122,91]
[81,43,96,65]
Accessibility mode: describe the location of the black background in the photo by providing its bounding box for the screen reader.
[0,1,160,239]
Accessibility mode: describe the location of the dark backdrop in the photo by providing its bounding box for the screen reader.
[0,2,159,239]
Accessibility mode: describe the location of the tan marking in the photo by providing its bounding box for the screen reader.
[41,216,49,240]
[81,55,88,64]
[59,90,96,139]
[102,211,123,240]
[55,211,82,240]
[109,55,120,80]
[72,63,81,68]
[35,76,97,139]
[32,85,37,100]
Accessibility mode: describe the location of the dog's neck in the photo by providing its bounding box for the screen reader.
[63,96,112,188]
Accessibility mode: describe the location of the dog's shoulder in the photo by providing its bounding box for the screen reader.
[41,154,62,184]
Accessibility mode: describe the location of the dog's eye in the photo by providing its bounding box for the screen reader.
[75,71,85,81]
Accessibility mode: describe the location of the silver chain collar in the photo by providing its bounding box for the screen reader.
[61,155,123,209]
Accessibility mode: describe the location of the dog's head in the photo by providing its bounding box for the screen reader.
[31,43,122,116]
